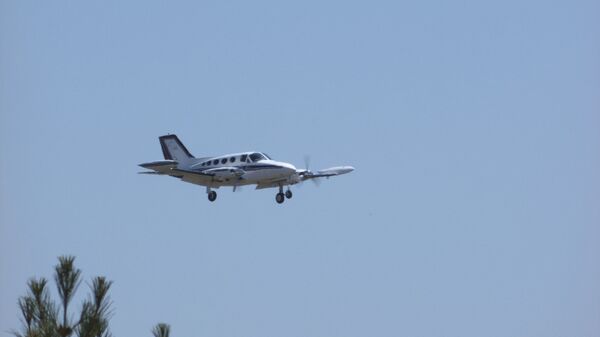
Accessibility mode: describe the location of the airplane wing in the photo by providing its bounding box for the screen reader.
[171,167,246,185]
[255,178,289,190]
[301,166,355,180]
[168,168,216,185]
[256,166,355,189]
[202,167,245,178]
[171,168,215,177]
[139,160,247,187]
[139,161,214,185]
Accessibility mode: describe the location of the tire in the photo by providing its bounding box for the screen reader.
[276,192,285,204]
[285,190,293,199]
[208,191,217,202]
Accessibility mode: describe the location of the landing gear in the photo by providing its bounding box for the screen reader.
[275,185,286,204]
[208,190,217,202]
[275,187,293,204]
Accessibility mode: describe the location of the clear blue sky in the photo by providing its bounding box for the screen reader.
[1,0,599,336]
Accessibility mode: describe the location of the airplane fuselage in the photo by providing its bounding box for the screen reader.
[140,134,353,203]
[185,153,299,187]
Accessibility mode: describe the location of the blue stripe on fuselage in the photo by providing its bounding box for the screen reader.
[195,164,283,173]
[240,164,282,171]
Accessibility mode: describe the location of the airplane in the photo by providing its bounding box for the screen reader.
[139,134,354,204]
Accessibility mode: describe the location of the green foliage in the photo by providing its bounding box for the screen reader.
[152,323,170,337]
[76,277,113,337]
[54,255,82,334]
[12,256,113,337]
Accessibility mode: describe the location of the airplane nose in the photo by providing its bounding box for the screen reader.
[278,162,296,172]
[284,163,296,172]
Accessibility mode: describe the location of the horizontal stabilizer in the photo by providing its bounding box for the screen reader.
[139,160,178,171]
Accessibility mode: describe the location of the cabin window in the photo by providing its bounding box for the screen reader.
[240,154,248,163]
[221,158,227,164]
[213,159,219,165]
[249,153,266,162]
[230,157,236,163]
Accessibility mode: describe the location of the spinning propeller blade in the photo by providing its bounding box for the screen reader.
[298,155,321,187]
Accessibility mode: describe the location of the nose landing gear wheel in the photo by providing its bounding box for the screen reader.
[276,192,285,204]
[208,191,217,202]
[285,190,293,199]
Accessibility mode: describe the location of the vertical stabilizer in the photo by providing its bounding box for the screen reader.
[159,135,195,163]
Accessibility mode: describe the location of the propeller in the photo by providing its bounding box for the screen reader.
[310,174,321,187]
[298,155,321,187]
[304,155,311,171]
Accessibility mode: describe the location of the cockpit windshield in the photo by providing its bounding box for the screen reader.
[249,152,268,162]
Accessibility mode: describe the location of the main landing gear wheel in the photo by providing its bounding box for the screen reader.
[208,191,217,202]
[285,190,293,199]
[276,192,285,204]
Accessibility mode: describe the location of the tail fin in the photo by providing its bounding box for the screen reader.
[159,135,195,162]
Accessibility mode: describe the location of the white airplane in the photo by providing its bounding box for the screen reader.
[139,135,354,204]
